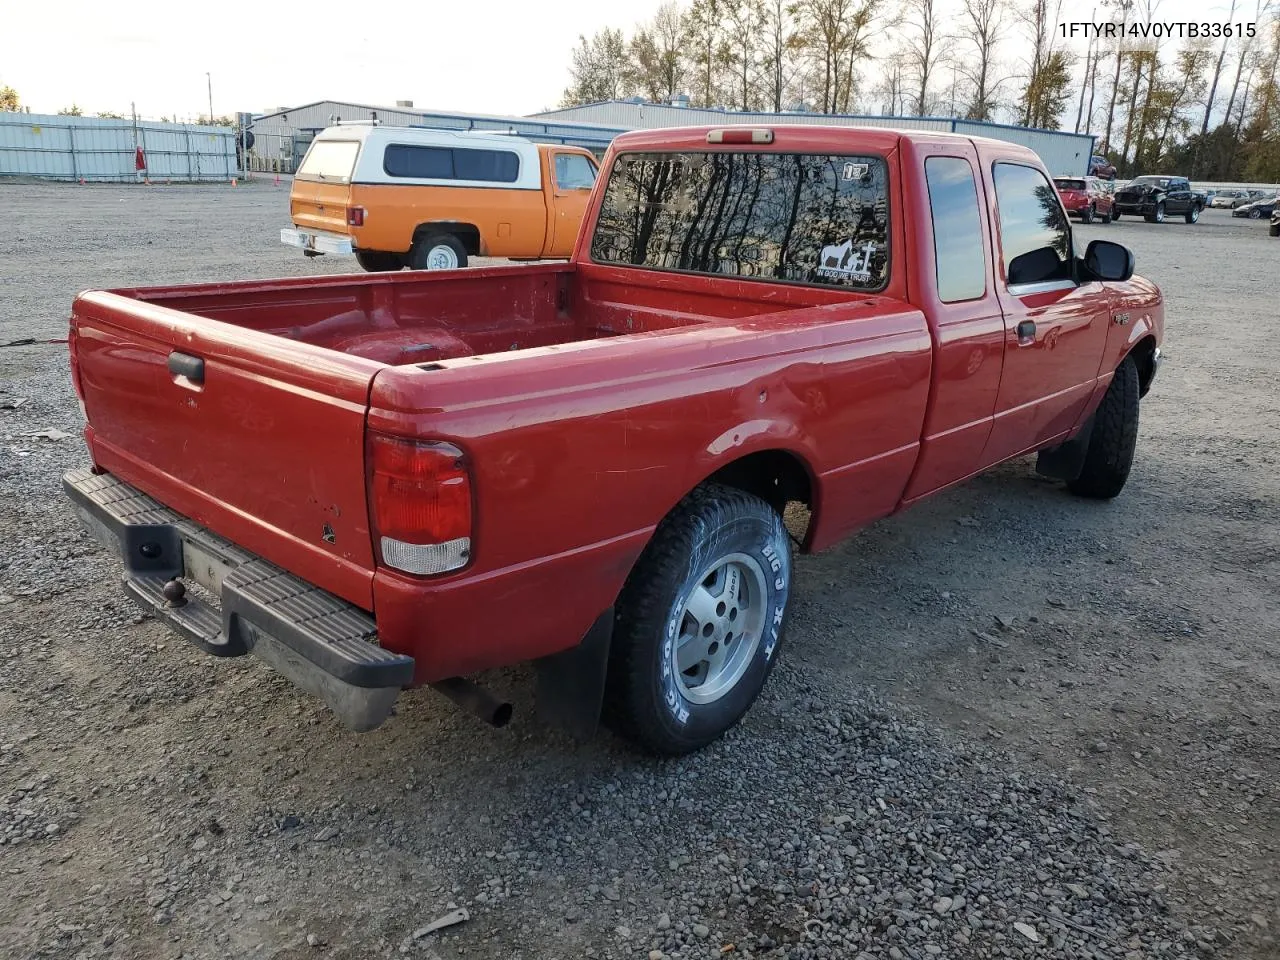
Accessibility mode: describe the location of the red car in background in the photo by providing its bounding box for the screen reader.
[1054,176,1116,223]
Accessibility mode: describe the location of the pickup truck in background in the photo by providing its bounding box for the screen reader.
[66,125,1164,755]
[281,124,599,272]
[1112,175,1206,223]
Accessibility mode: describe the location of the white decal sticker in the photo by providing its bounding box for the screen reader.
[816,240,877,283]
[842,162,869,181]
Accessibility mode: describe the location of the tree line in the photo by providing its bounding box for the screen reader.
[561,0,1280,182]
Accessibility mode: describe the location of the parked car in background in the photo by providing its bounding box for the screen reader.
[1232,195,1279,219]
[1113,175,1206,223]
[281,124,599,272]
[1089,155,1117,179]
[1054,176,1116,222]
[64,125,1163,752]
[1210,189,1252,208]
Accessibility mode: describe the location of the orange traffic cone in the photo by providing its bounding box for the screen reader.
[273,173,280,186]
[231,178,238,187]
[78,177,85,185]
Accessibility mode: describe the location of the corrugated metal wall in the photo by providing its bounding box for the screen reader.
[536,103,1095,176]
[0,112,236,182]
[247,101,627,173]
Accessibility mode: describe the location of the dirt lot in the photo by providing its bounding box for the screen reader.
[1,183,1277,960]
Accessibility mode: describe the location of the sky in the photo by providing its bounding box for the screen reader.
[1,0,1257,122]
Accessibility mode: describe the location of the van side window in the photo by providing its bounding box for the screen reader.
[992,162,1072,287]
[383,145,520,183]
[924,157,986,302]
[555,154,597,190]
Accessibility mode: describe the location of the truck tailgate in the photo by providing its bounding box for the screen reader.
[290,179,353,236]
[71,290,383,608]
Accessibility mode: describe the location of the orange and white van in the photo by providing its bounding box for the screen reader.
[281,124,600,271]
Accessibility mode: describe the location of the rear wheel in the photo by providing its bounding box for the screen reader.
[1081,204,1095,224]
[1111,208,1121,221]
[408,233,468,270]
[1069,356,1140,500]
[1249,207,1263,220]
[1185,205,1201,223]
[1269,221,1280,237]
[354,250,404,272]
[605,483,792,755]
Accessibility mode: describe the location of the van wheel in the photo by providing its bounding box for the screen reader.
[1069,357,1139,500]
[354,251,404,272]
[409,233,468,270]
[605,483,792,755]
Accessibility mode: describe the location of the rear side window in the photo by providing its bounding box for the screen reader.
[591,151,890,290]
[555,153,597,190]
[992,162,1072,286]
[383,144,520,183]
[297,140,360,182]
[925,157,986,303]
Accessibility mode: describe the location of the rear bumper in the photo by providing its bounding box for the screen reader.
[280,227,354,256]
[64,468,413,731]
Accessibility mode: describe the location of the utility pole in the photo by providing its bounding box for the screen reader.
[206,72,214,125]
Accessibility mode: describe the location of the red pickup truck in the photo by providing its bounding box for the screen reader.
[65,125,1163,754]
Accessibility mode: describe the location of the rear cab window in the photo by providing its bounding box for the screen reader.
[296,140,360,183]
[1054,178,1087,191]
[992,162,1073,288]
[590,151,890,290]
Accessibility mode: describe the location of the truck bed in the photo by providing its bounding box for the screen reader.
[110,263,858,366]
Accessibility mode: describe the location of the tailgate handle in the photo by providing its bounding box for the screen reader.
[168,351,205,384]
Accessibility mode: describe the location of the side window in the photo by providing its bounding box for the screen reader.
[992,162,1072,287]
[382,145,520,183]
[383,144,453,179]
[924,157,986,303]
[453,148,520,183]
[555,153,597,190]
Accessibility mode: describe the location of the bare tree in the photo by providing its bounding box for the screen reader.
[796,0,880,112]
[562,29,630,106]
[688,0,728,105]
[1200,0,1241,133]
[627,3,689,102]
[960,0,1007,120]
[1074,34,1096,132]
[762,0,802,109]
[723,0,769,109]
[902,0,947,114]
[1016,0,1068,126]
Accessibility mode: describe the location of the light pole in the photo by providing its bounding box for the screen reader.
[206,72,213,125]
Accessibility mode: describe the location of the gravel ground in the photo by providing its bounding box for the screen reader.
[1,183,1277,960]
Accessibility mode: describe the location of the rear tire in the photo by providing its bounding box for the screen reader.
[1081,204,1095,224]
[1111,209,1121,221]
[1269,221,1280,237]
[605,483,792,755]
[1185,204,1201,224]
[1069,357,1140,500]
[408,233,468,270]
[1249,207,1263,220]
[354,250,404,272]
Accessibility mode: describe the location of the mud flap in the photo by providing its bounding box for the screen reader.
[1036,413,1096,481]
[534,607,613,741]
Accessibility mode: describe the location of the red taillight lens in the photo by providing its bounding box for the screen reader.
[346,206,365,226]
[368,434,472,575]
[707,128,774,144]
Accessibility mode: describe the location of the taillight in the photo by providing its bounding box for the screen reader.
[368,433,472,575]
[346,206,365,226]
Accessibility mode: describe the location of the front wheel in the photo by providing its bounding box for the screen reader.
[354,250,404,272]
[408,233,468,270]
[1185,205,1201,224]
[1249,207,1263,220]
[1146,201,1166,223]
[1069,356,1140,500]
[605,483,793,755]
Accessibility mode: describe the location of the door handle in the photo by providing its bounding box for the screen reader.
[168,351,205,384]
[1016,320,1036,345]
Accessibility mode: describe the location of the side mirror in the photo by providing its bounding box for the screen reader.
[1084,239,1134,282]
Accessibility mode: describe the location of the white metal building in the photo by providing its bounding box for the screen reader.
[246,101,626,173]
[532,100,1099,177]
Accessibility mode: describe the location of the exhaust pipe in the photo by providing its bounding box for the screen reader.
[430,677,513,728]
